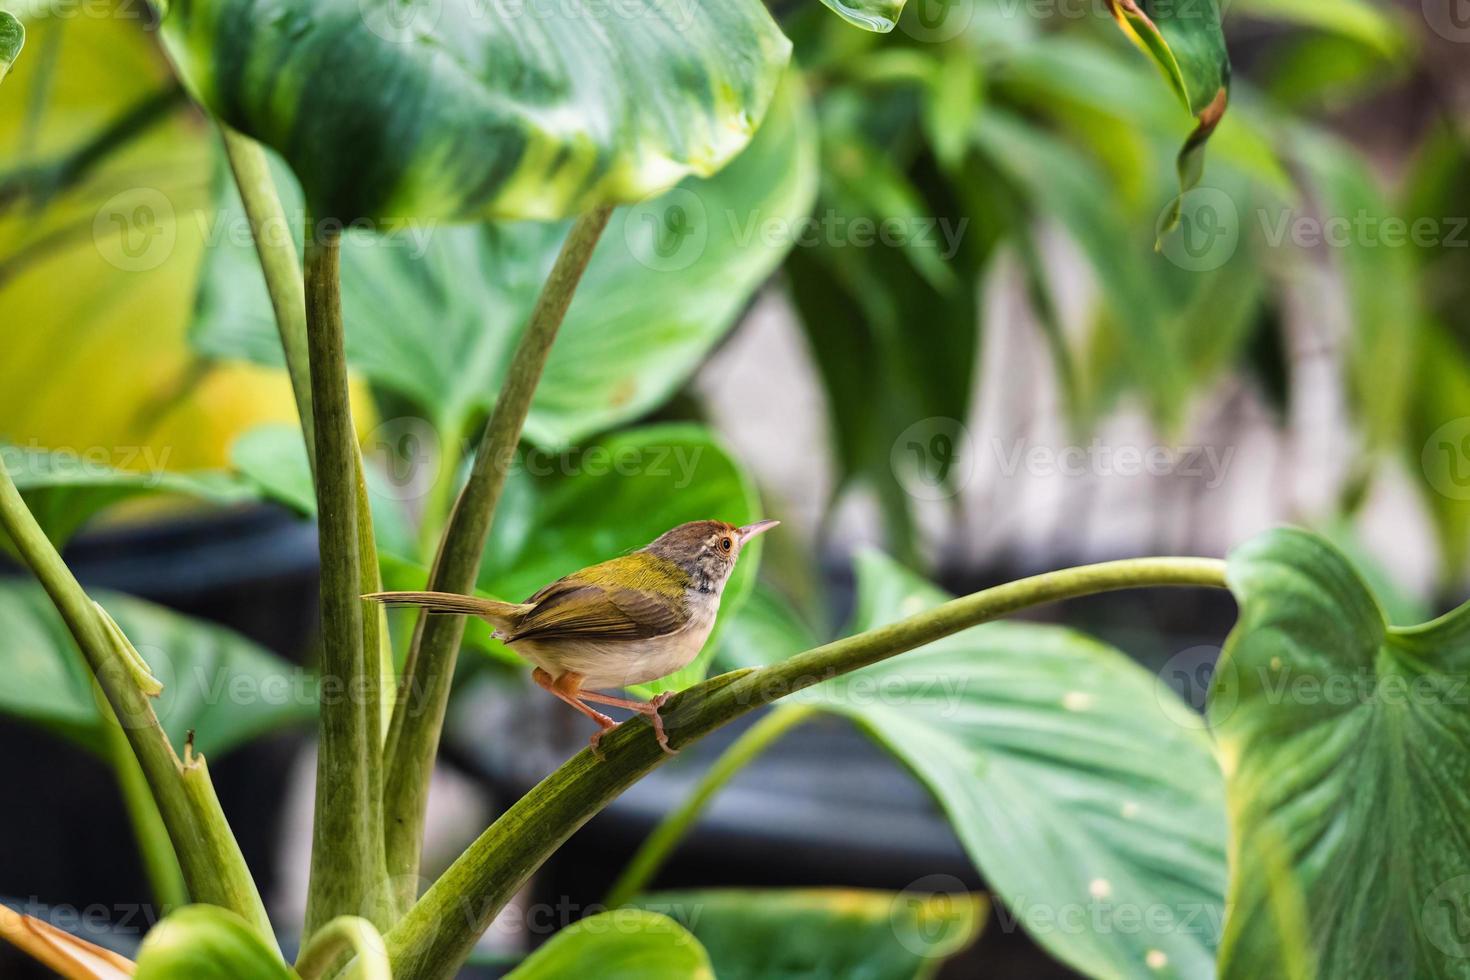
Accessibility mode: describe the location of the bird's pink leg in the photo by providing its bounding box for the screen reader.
[532,669,617,758]
[578,689,677,755]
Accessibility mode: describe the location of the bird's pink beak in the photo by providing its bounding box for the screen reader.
[737,519,780,541]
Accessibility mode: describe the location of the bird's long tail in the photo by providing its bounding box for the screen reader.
[361,590,526,629]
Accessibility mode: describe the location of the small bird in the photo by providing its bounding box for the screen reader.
[364,518,777,756]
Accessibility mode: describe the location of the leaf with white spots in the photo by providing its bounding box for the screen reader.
[721,551,1229,978]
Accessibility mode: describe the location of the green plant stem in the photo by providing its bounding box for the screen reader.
[380,556,1227,980]
[218,126,315,471]
[0,457,273,943]
[302,223,387,936]
[295,916,391,980]
[381,205,613,906]
[604,704,815,908]
[218,131,394,742]
[106,708,188,912]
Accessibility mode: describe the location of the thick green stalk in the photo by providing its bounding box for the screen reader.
[381,556,1228,980]
[218,126,314,470]
[0,458,272,942]
[302,224,387,935]
[604,704,815,908]
[218,129,394,746]
[381,206,612,905]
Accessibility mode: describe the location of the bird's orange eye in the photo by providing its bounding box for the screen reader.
[720,537,733,552]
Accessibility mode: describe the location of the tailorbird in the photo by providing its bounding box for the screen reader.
[364,518,778,756]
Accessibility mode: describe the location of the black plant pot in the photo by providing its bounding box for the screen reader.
[0,505,320,976]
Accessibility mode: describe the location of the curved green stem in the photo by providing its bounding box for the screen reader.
[0,457,273,944]
[382,556,1228,979]
[302,223,387,935]
[604,704,815,909]
[107,709,188,911]
[295,916,391,980]
[382,205,612,908]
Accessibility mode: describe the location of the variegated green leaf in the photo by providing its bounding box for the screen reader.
[0,10,21,85]
[159,0,791,222]
[819,0,904,33]
[1103,0,1230,227]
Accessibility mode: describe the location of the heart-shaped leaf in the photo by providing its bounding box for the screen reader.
[726,553,1229,979]
[1210,527,1470,978]
[0,580,314,757]
[190,74,816,445]
[635,888,985,979]
[0,11,22,85]
[1,444,258,552]
[160,0,791,223]
[133,905,289,980]
[505,909,711,980]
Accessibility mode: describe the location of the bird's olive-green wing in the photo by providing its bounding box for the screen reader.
[508,554,693,643]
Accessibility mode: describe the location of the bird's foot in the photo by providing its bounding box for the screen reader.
[645,693,677,755]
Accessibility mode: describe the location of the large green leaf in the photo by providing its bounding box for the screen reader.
[637,888,985,979]
[1210,527,1470,978]
[505,910,712,980]
[133,905,290,980]
[0,580,314,756]
[476,423,763,693]
[190,74,816,445]
[0,10,21,85]
[1,444,257,551]
[159,0,791,223]
[723,553,1229,978]
[0,13,299,471]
